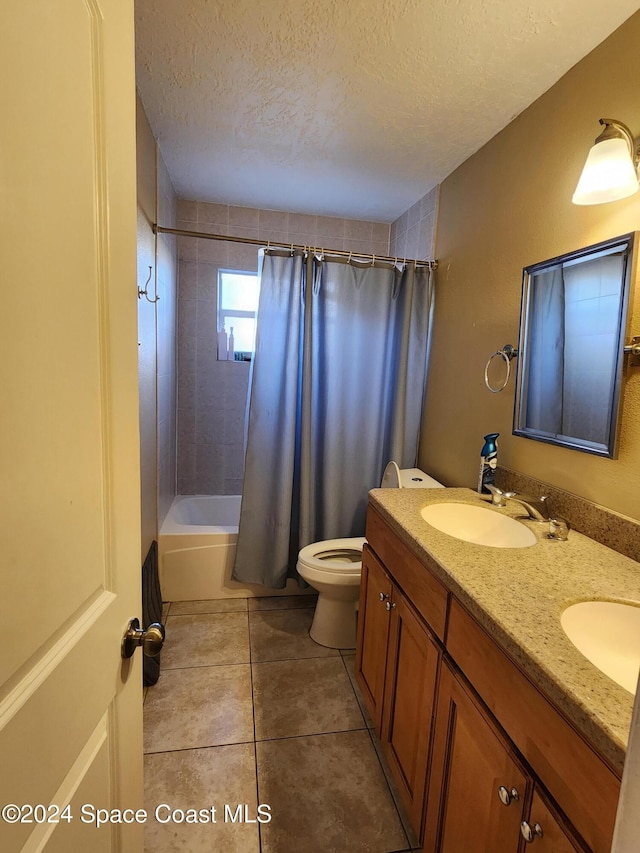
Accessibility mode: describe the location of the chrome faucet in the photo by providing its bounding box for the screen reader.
[482,485,550,522]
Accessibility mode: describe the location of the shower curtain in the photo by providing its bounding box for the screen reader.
[232,249,434,588]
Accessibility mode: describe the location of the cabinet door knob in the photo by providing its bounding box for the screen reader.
[520,820,543,842]
[385,601,397,612]
[379,592,389,601]
[497,785,519,806]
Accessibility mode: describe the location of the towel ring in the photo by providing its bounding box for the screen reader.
[484,344,518,393]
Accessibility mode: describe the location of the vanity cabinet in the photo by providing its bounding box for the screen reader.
[357,505,621,853]
[356,543,442,836]
[424,661,585,853]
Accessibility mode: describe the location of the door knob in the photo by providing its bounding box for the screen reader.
[121,617,165,659]
[521,820,543,843]
[379,592,389,601]
[385,601,397,612]
[497,785,520,806]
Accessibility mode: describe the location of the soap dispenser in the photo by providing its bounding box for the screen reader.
[477,433,499,494]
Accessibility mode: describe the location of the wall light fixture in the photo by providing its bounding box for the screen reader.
[572,118,639,205]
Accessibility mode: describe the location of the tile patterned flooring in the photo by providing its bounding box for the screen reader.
[144,596,420,852]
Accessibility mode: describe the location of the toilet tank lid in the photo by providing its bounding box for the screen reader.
[380,461,444,489]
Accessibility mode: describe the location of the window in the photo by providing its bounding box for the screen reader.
[217,270,259,361]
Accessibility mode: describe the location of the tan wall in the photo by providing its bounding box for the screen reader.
[420,12,640,521]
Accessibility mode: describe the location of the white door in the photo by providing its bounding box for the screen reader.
[0,1,143,851]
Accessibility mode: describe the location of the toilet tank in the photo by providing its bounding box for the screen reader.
[381,461,444,489]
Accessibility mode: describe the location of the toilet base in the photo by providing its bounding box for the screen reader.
[309,595,357,649]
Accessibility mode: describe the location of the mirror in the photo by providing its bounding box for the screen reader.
[513,233,635,457]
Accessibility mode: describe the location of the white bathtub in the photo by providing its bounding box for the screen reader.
[158,495,311,602]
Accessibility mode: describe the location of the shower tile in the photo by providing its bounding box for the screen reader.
[177,407,195,448]
[372,239,390,258]
[144,743,259,853]
[316,215,345,240]
[407,199,422,228]
[162,612,250,669]
[228,241,259,271]
[249,608,339,662]
[178,234,198,262]
[178,260,198,299]
[170,598,248,615]
[247,595,317,611]
[177,442,196,481]
[198,201,229,226]
[222,405,246,444]
[288,212,317,236]
[258,228,289,247]
[177,198,198,223]
[199,237,228,265]
[177,371,196,411]
[418,212,435,257]
[177,476,195,495]
[195,404,225,446]
[372,221,390,245]
[252,657,365,740]
[259,208,289,232]
[344,219,373,243]
[341,654,374,729]
[177,333,196,375]
[256,731,408,853]
[223,478,243,495]
[405,223,419,258]
[421,186,439,218]
[177,297,197,339]
[194,444,218,489]
[196,262,218,301]
[229,205,260,229]
[221,444,245,481]
[144,664,253,753]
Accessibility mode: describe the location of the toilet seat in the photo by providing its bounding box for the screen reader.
[297,537,365,575]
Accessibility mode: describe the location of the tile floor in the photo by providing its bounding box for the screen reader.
[144,596,420,852]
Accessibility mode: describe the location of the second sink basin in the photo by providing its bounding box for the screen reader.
[420,502,537,548]
[561,600,640,694]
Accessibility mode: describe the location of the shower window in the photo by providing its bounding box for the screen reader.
[217,270,258,361]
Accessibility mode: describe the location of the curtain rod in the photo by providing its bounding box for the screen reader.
[153,224,438,270]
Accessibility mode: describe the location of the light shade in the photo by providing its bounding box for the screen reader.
[572,136,639,205]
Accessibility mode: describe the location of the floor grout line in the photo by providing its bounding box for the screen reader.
[246,603,263,852]
[148,595,410,852]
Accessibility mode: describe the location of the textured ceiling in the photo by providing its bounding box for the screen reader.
[135,0,640,222]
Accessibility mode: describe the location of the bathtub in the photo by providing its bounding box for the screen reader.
[158,495,312,602]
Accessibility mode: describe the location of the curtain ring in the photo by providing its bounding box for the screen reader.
[348,251,353,264]
[371,253,376,266]
[484,350,511,393]
[290,243,294,256]
[266,240,271,254]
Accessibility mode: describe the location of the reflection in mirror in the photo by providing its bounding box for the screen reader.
[513,233,635,457]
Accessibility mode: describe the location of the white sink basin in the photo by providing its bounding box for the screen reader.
[420,502,537,548]
[560,601,640,694]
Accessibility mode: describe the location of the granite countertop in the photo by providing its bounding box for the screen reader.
[368,486,640,775]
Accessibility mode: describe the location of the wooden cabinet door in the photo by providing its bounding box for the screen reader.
[521,789,587,852]
[381,592,440,841]
[424,663,529,853]
[355,544,393,729]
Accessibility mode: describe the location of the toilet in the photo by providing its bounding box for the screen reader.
[297,462,444,649]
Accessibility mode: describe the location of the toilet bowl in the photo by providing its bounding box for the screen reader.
[297,463,444,649]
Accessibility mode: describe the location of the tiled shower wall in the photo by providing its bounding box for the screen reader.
[389,186,439,260]
[176,201,391,495]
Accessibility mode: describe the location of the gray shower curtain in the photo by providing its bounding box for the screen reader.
[232,249,433,588]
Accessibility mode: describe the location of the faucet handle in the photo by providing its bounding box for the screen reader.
[483,484,514,507]
[548,517,570,541]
